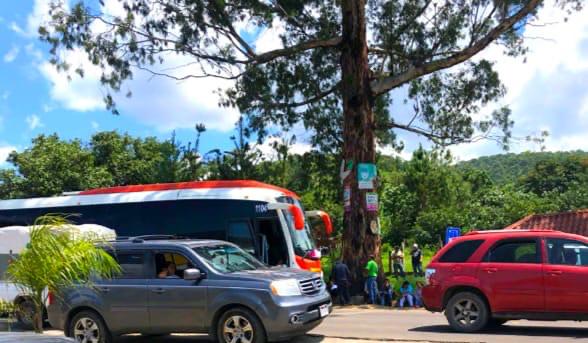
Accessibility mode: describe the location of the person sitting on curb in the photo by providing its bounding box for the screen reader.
[414,281,425,307]
[398,281,415,308]
[379,279,394,307]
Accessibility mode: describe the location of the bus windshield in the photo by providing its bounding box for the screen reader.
[193,244,266,273]
[284,210,316,257]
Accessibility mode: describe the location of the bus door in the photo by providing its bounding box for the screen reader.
[255,217,289,267]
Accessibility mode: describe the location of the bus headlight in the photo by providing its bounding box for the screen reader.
[271,279,302,296]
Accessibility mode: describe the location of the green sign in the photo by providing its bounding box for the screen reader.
[357,163,377,189]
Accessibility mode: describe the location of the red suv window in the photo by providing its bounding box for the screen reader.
[547,238,588,266]
[484,239,540,264]
[439,239,484,263]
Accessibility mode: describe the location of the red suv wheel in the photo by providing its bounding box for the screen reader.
[445,292,489,333]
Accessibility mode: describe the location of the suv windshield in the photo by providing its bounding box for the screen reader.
[193,244,266,273]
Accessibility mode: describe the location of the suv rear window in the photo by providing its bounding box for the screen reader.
[111,252,146,279]
[439,239,484,263]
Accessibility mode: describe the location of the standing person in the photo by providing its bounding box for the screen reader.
[393,246,405,278]
[327,280,339,301]
[365,255,379,304]
[332,260,351,305]
[411,243,423,276]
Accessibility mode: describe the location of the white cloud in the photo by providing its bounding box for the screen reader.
[258,136,313,159]
[26,114,43,130]
[0,145,16,166]
[3,46,19,63]
[474,1,588,134]
[42,104,54,112]
[39,47,241,131]
[91,121,99,131]
[25,44,43,61]
[29,0,68,37]
[9,22,25,35]
[39,49,105,112]
[255,19,284,53]
[377,144,412,160]
[1,91,9,100]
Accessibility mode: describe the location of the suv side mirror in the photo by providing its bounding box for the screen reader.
[184,268,203,281]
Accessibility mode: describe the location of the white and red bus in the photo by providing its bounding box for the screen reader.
[0,180,333,273]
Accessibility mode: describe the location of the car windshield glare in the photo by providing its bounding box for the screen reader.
[193,244,266,273]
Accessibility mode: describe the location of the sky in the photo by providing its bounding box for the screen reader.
[0,1,588,168]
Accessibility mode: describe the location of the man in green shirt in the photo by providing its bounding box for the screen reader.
[365,255,378,304]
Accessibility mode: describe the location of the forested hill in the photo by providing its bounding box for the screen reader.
[458,150,588,185]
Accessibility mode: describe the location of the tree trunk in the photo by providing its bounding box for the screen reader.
[33,301,43,334]
[340,0,381,294]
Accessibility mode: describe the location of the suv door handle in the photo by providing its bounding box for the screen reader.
[547,270,563,276]
[483,267,498,274]
[151,288,166,294]
[98,287,110,293]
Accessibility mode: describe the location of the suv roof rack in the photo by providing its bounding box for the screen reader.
[116,235,188,243]
[465,229,556,235]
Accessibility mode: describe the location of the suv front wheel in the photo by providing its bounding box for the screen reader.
[445,292,489,333]
[217,307,266,343]
[69,310,112,343]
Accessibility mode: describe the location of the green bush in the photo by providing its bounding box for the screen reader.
[0,299,15,317]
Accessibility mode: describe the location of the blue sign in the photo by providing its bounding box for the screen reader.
[445,227,461,245]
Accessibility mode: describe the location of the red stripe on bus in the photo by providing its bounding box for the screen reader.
[78,180,300,199]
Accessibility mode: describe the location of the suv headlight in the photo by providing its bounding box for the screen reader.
[270,279,302,296]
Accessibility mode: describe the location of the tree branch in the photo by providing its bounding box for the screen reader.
[133,65,244,81]
[273,82,341,108]
[252,37,342,64]
[370,0,540,95]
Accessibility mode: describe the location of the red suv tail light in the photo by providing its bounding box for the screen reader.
[47,291,54,306]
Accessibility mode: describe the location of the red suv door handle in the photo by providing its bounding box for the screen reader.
[547,270,563,276]
[483,267,498,274]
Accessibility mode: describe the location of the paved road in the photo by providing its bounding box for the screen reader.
[6,307,588,342]
[311,307,588,342]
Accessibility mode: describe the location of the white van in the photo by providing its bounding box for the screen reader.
[0,224,116,327]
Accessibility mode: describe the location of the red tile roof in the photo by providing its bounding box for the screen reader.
[505,209,588,236]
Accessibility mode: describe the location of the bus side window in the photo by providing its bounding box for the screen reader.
[227,221,256,256]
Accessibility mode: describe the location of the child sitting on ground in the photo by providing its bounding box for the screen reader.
[398,281,415,308]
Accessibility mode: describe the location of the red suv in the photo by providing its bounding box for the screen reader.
[423,229,588,332]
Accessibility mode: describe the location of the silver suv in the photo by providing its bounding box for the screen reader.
[47,238,332,343]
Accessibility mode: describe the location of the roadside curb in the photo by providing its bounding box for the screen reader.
[307,333,476,343]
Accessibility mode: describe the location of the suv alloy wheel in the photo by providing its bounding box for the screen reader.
[15,298,35,329]
[69,310,112,343]
[217,307,266,343]
[445,292,489,333]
